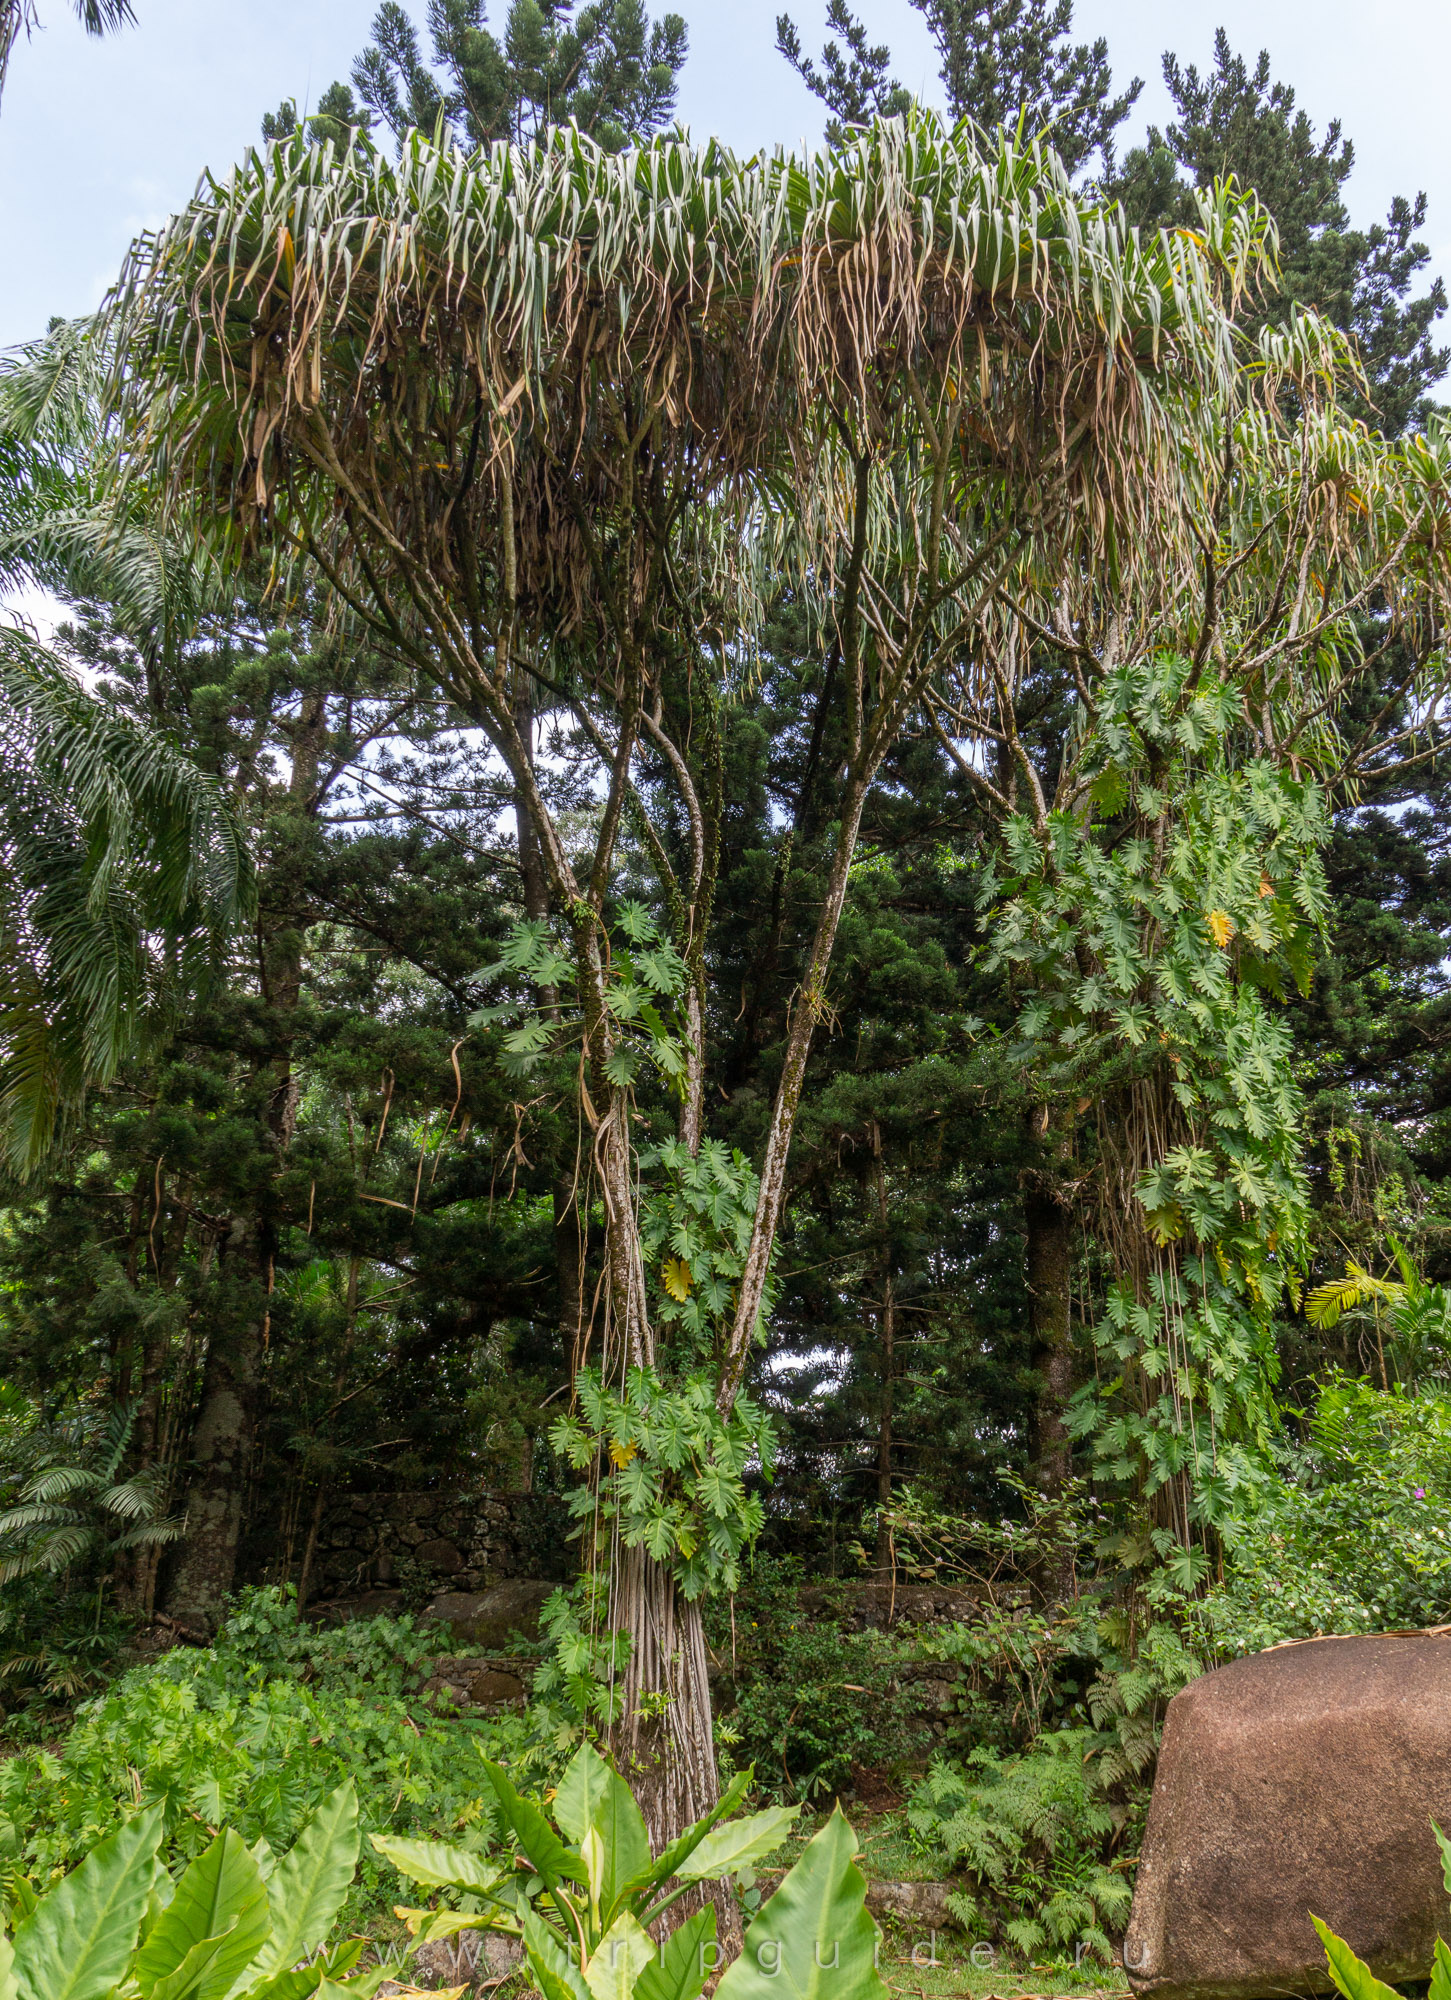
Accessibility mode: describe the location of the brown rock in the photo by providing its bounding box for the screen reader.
[1126,1633,1451,2000]
[417,1537,465,1574]
[866,1880,957,1929]
[411,1929,522,1989]
[469,1668,526,1706]
[424,1578,555,1647]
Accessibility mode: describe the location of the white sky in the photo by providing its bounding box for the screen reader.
[0,0,1446,356]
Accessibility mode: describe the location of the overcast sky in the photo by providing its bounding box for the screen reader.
[1,0,1447,357]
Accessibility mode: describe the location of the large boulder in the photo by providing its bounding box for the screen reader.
[1126,1633,1451,2000]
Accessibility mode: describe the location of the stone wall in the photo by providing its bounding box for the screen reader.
[300,1487,575,1604]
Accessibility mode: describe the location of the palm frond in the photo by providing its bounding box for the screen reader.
[0,624,254,1173]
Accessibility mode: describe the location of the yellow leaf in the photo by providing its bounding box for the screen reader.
[1259,873,1274,898]
[608,1439,637,1469]
[1207,908,1235,948]
[662,1255,693,1301]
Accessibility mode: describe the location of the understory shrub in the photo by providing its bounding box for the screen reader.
[907,1732,1133,1961]
[0,1585,532,1929]
[710,1558,929,1800]
[1201,1378,1451,1652]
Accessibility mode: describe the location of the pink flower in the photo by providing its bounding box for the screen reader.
[1415,1487,1426,1499]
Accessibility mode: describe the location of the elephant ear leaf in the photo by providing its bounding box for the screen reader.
[1430,1936,1451,2000]
[635,1905,715,2000]
[368,1833,504,1897]
[1313,1917,1404,2000]
[673,1807,797,1886]
[523,1909,591,2000]
[716,1809,886,2000]
[134,1828,270,2000]
[12,1806,163,2000]
[626,1771,753,1904]
[247,1781,359,1981]
[553,1744,614,1846]
[480,1762,586,1890]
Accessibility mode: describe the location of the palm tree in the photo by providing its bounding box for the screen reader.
[0,326,254,1176]
[0,1398,181,1585]
[0,0,135,106]
[0,625,254,1176]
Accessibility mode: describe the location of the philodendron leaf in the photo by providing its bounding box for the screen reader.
[674,1807,798,1885]
[553,1744,612,1846]
[625,1772,753,1903]
[1429,1936,1451,2000]
[248,1782,359,1982]
[0,1929,18,2000]
[12,1805,163,2000]
[369,1834,503,1898]
[635,1906,715,2000]
[238,1968,325,2000]
[147,1921,245,2000]
[480,1761,587,1891]
[716,1810,887,2000]
[524,1909,592,2000]
[136,1829,270,2000]
[584,1913,654,2000]
[1312,1917,1404,2000]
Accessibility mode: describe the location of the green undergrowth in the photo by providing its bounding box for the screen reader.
[0,1585,545,1932]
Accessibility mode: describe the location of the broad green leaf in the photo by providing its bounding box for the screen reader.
[369,1833,502,1896]
[1430,1937,1451,2000]
[249,1783,359,1983]
[524,1910,591,2000]
[480,1761,587,1890]
[552,1747,649,1921]
[554,1744,614,1846]
[136,1830,270,2000]
[394,1908,505,1942]
[0,1929,18,2000]
[149,1922,245,2000]
[624,1771,752,1903]
[12,1805,163,2000]
[716,1810,887,2000]
[635,1907,715,2000]
[584,1913,654,2000]
[675,1807,798,1884]
[1313,1917,1403,2000]
[237,1968,324,2000]
[1434,1822,1451,1901]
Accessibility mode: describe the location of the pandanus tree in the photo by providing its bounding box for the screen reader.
[105,109,1270,1848]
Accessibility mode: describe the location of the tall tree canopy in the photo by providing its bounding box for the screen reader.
[103,107,1285,1849]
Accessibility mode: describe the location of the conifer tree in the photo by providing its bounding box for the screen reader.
[777,0,1138,173]
[335,0,689,153]
[1112,32,1446,435]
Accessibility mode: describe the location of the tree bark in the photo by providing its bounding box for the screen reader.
[162,692,326,1631]
[1022,1109,1077,1602]
[719,775,871,1409]
[871,1128,896,1576]
[163,1217,267,1631]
